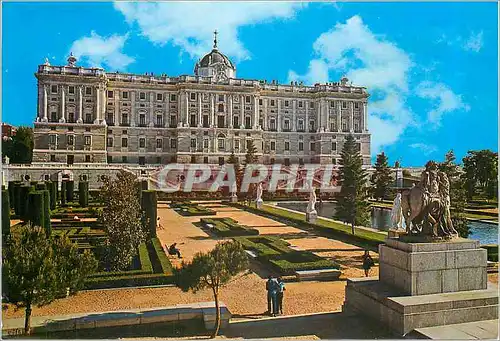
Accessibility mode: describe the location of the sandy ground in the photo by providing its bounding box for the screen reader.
[3,202,498,325]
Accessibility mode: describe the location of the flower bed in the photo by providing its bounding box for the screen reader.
[234,236,339,275]
[200,217,259,237]
[170,203,216,216]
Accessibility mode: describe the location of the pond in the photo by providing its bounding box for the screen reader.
[276,201,498,245]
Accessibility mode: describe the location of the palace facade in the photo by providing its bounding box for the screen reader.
[32,36,371,166]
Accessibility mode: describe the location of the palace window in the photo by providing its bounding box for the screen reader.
[245,116,251,129]
[50,155,56,162]
[330,121,336,132]
[284,141,290,151]
[310,142,315,152]
[309,120,315,131]
[284,100,289,107]
[122,91,129,99]
[170,115,177,127]
[51,85,58,94]
[270,141,276,151]
[170,139,177,149]
[298,101,303,108]
[191,93,197,100]
[218,94,224,102]
[190,114,196,127]
[218,134,225,150]
[122,156,128,163]
[270,118,276,131]
[332,142,337,152]
[330,101,335,108]
[157,139,163,149]
[218,103,224,112]
[157,93,163,101]
[85,155,91,163]
[67,135,74,145]
[342,101,347,109]
[170,94,176,101]
[49,134,57,144]
[190,138,196,148]
[310,102,314,109]
[121,113,128,126]
[234,139,240,150]
[122,137,128,147]
[139,92,146,100]
[233,116,239,128]
[203,139,209,149]
[354,102,359,109]
[203,115,209,128]
[139,138,145,148]
[107,91,113,98]
[156,115,163,127]
[270,99,275,106]
[259,99,263,105]
[298,119,304,131]
[68,86,75,94]
[284,119,290,131]
[139,114,146,126]
[84,136,91,146]
[245,96,251,103]
[107,137,113,147]
[298,142,304,151]
[85,87,92,95]
[204,157,209,164]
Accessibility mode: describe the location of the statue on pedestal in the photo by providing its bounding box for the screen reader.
[256,182,263,209]
[306,185,318,223]
[230,181,238,203]
[400,161,458,240]
[390,192,404,229]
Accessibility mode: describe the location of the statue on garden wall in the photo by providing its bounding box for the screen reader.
[400,161,458,240]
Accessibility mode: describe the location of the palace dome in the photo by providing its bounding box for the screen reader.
[198,48,235,70]
[194,30,236,80]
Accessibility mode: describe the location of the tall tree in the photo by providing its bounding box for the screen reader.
[174,241,248,338]
[99,170,145,270]
[439,150,470,237]
[2,225,96,334]
[227,151,243,196]
[372,152,393,201]
[335,135,370,233]
[462,150,498,200]
[243,141,258,199]
[2,126,34,164]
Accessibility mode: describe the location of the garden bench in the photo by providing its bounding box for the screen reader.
[244,250,258,259]
[295,268,341,281]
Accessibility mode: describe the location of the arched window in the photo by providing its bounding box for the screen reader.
[218,133,226,150]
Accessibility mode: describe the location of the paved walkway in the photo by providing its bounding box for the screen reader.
[412,319,499,339]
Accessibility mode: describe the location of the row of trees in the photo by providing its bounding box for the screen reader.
[2,126,33,164]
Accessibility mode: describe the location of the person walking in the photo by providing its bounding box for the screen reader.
[265,276,279,316]
[362,250,374,277]
[277,277,285,315]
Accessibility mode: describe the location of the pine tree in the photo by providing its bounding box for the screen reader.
[372,152,393,201]
[439,150,470,237]
[243,140,259,199]
[335,135,370,233]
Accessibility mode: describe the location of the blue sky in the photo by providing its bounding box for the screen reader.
[2,2,497,167]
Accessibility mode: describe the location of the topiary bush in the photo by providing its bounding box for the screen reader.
[13,182,21,216]
[8,181,16,209]
[19,185,35,221]
[66,180,75,202]
[27,191,44,228]
[141,190,157,238]
[35,183,46,191]
[47,181,57,210]
[42,190,51,237]
[61,182,67,206]
[2,189,11,240]
[79,181,89,208]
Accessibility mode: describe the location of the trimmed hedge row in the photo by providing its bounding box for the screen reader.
[150,237,173,274]
[170,203,216,216]
[200,217,259,237]
[482,244,498,262]
[234,235,339,275]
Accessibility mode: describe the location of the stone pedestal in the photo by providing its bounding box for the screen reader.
[306,211,317,223]
[256,199,263,209]
[387,228,406,239]
[343,238,498,336]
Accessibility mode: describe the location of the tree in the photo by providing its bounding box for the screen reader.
[1,126,34,164]
[243,141,259,199]
[2,225,97,334]
[372,152,393,201]
[462,150,498,200]
[142,190,157,238]
[439,150,470,237]
[227,151,243,197]
[99,170,145,270]
[79,181,89,208]
[174,241,249,338]
[335,135,370,233]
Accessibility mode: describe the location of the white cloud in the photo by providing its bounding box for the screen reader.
[463,31,483,52]
[288,15,414,154]
[69,31,135,71]
[113,2,306,62]
[416,81,470,126]
[410,143,437,156]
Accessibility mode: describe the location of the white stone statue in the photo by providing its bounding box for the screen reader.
[306,185,318,223]
[4,156,9,165]
[390,192,404,229]
[230,181,238,203]
[256,183,263,208]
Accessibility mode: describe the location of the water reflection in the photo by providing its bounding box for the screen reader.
[276,201,498,245]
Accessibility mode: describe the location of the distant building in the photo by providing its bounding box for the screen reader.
[32,32,371,166]
[2,123,17,140]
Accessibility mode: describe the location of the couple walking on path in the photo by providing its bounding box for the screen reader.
[266,276,285,317]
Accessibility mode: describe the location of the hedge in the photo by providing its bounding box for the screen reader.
[482,244,498,262]
[36,183,46,191]
[48,181,57,210]
[201,217,259,237]
[27,191,44,228]
[84,273,174,289]
[19,185,35,220]
[170,203,216,216]
[79,181,89,208]
[66,180,75,202]
[42,190,51,236]
[142,190,157,238]
[234,235,339,275]
[150,237,173,274]
[61,182,67,205]
[8,181,16,209]
[12,182,21,216]
[138,242,153,273]
[2,189,10,239]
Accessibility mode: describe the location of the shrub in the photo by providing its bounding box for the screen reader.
[35,183,46,191]
[66,181,74,202]
[142,190,157,238]
[42,190,51,237]
[138,242,153,273]
[2,189,11,239]
[482,244,498,262]
[170,203,216,216]
[79,182,89,208]
[8,181,16,209]
[201,218,259,237]
[150,238,173,274]
[27,191,44,228]
[13,182,22,216]
[61,182,67,206]
[19,185,35,220]
[48,181,57,210]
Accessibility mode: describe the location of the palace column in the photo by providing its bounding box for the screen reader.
[60,86,66,123]
[350,101,354,133]
[240,95,244,129]
[277,99,281,132]
[336,102,341,132]
[263,98,268,130]
[363,102,368,132]
[253,95,259,129]
[130,91,136,127]
[210,93,215,128]
[95,86,101,124]
[305,101,309,132]
[42,85,48,122]
[316,100,321,132]
[77,86,83,123]
[292,99,297,131]
[198,93,202,127]
[101,85,106,124]
[149,91,154,127]
[228,95,233,128]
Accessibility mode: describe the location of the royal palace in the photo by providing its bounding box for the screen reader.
[32,35,371,167]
